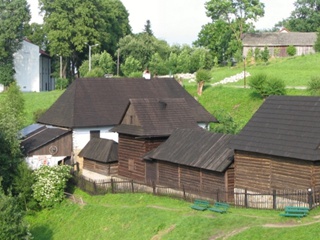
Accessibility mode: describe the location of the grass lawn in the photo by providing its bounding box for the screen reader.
[25,190,320,240]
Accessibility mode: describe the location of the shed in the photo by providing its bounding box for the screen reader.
[78,138,118,175]
[144,128,234,201]
[242,32,317,57]
[230,96,320,193]
[111,98,201,183]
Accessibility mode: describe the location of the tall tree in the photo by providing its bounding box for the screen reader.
[39,0,130,79]
[284,0,320,32]
[0,0,30,86]
[144,20,153,36]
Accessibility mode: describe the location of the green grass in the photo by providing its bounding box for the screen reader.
[25,190,320,240]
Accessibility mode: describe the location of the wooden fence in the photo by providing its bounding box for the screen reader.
[71,174,320,210]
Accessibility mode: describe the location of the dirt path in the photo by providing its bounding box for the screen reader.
[151,225,176,240]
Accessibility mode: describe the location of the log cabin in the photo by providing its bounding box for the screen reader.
[144,128,234,202]
[230,96,320,194]
[111,98,201,183]
[37,78,216,170]
[78,138,118,176]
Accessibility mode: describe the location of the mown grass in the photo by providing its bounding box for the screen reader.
[25,190,320,240]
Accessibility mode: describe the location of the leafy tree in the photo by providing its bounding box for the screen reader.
[196,69,211,96]
[99,51,115,74]
[79,51,114,77]
[144,20,153,36]
[39,0,130,79]
[0,82,25,192]
[121,56,142,77]
[307,76,320,95]
[261,46,270,64]
[149,53,168,75]
[0,186,32,240]
[176,48,191,73]
[166,52,179,75]
[0,0,30,86]
[24,23,47,50]
[287,45,297,56]
[285,0,320,32]
[205,0,264,47]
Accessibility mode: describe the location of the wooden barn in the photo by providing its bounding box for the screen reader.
[242,31,317,57]
[230,96,320,194]
[78,138,118,176]
[111,98,206,183]
[20,124,72,169]
[144,128,234,202]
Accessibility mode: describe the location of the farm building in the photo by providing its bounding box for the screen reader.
[78,138,118,176]
[37,78,216,170]
[242,31,317,57]
[0,39,54,93]
[230,96,320,195]
[111,98,201,183]
[144,128,234,202]
[20,124,72,169]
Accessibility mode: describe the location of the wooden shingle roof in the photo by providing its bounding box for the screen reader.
[242,32,317,47]
[230,96,320,161]
[37,78,216,128]
[21,126,71,154]
[78,138,118,163]
[144,128,234,172]
[111,98,200,137]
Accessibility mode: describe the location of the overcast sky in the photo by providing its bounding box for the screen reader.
[28,0,296,45]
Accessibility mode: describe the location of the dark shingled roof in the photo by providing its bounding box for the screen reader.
[37,78,216,128]
[242,32,317,47]
[111,98,200,137]
[144,128,234,172]
[21,127,71,154]
[78,138,118,163]
[230,96,320,161]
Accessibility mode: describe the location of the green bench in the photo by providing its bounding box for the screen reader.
[190,199,210,211]
[279,206,309,218]
[208,202,230,213]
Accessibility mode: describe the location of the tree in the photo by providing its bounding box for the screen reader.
[24,23,48,51]
[196,69,211,96]
[39,0,130,79]
[307,76,320,95]
[144,20,153,36]
[286,45,297,56]
[205,0,264,45]
[0,0,30,86]
[285,0,320,32]
[0,187,32,240]
[210,110,241,134]
[121,56,142,77]
[261,46,270,64]
[0,82,25,192]
[315,28,320,52]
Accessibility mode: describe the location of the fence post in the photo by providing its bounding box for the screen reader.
[308,188,313,209]
[183,185,186,200]
[273,189,277,210]
[131,180,134,193]
[244,189,248,208]
[76,162,79,172]
[111,178,115,194]
[93,181,97,195]
[216,189,220,202]
[152,181,156,195]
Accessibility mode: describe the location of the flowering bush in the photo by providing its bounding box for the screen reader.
[32,165,71,208]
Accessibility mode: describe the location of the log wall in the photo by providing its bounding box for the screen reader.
[235,151,320,192]
[83,159,118,175]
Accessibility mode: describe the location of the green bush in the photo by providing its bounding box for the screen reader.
[55,77,69,90]
[196,69,211,83]
[307,76,320,95]
[248,73,267,94]
[249,73,286,98]
[287,45,297,56]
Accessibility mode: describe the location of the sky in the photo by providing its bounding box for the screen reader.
[28,0,296,45]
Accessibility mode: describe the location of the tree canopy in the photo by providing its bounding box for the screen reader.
[0,0,30,86]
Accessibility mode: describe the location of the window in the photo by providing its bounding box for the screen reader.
[90,130,100,139]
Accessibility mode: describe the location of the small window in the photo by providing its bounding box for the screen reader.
[128,159,135,171]
[90,130,100,139]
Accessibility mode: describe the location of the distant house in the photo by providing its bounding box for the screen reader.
[37,78,217,170]
[111,98,201,183]
[9,39,54,92]
[79,138,118,176]
[144,128,234,201]
[20,124,72,169]
[242,31,317,57]
[230,96,320,194]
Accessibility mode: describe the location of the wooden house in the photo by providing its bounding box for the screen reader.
[242,31,317,57]
[144,128,234,201]
[230,96,320,193]
[20,124,72,169]
[78,138,118,176]
[37,78,216,170]
[111,98,202,183]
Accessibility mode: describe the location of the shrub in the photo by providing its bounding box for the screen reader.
[249,73,286,98]
[261,47,270,64]
[210,110,241,134]
[32,165,72,208]
[55,78,69,90]
[248,73,267,94]
[286,45,297,56]
[307,76,320,95]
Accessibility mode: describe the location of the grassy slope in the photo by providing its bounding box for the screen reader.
[26,190,320,240]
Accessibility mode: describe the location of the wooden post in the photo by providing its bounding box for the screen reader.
[93,181,97,195]
[273,190,277,209]
[244,189,248,208]
[111,178,115,194]
[131,180,134,193]
[183,185,186,200]
[308,188,313,209]
[216,189,220,202]
[152,181,156,195]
